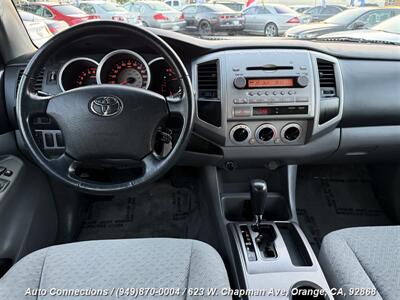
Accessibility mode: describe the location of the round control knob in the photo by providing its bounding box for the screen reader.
[230,125,251,143]
[233,77,247,89]
[255,124,276,143]
[281,123,302,142]
[297,76,309,87]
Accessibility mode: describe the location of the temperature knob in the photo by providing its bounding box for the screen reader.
[297,76,309,87]
[233,77,247,89]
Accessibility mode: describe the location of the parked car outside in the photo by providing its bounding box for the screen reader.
[302,5,347,23]
[211,1,245,12]
[124,1,185,31]
[18,10,69,34]
[164,0,186,11]
[318,14,400,44]
[19,2,98,26]
[20,16,53,47]
[290,5,312,14]
[242,4,303,37]
[181,4,244,36]
[285,7,400,39]
[78,1,142,25]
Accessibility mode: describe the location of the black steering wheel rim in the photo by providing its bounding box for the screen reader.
[16,21,194,194]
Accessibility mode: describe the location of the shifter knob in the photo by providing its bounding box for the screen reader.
[250,179,268,223]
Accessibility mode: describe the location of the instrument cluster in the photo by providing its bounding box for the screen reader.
[58,49,181,97]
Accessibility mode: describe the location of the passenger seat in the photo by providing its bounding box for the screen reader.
[319,226,400,300]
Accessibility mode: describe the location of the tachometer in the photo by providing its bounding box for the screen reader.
[97,50,150,89]
[59,58,98,92]
[149,57,181,97]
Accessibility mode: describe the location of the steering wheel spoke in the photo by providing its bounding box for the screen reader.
[25,93,52,116]
[167,97,187,117]
[46,153,76,177]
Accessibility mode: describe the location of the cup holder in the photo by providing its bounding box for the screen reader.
[290,282,329,300]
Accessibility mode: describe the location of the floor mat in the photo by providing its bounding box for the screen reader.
[296,165,393,254]
[78,182,202,241]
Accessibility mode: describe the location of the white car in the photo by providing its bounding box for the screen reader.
[22,19,53,47]
[242,4,304,37]
[78,1,142,25]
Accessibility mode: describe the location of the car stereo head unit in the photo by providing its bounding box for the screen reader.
[233,76,309,89]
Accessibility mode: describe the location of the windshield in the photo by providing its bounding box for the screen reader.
[148,2,174,11]
[324,8,361,25]
[372,15,400,34]
[53,5,86,15]
[16,0,399,47]
[98,3,126,12]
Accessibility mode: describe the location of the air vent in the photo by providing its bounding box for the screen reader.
[15,67,45,96]
[34,68,45,92]
[317,59,339,125]
[197,60,219,100]
[196,60,221,127]
[15,68,25,96]
[317,59,336,91]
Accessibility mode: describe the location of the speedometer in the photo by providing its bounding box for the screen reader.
[97,50,150,89]
[59,58,98,92]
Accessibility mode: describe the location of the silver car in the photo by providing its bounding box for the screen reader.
[78,1,142,25]
[243,4,303,37]
[124,1,186,31]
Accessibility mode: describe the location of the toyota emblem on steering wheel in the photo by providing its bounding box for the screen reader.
[89,96,123,117]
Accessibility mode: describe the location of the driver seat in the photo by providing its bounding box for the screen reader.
[0,238,230,299]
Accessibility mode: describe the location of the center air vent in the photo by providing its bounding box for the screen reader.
[317,59,339,125]
[197,60,221,127]
[197,60,219,100]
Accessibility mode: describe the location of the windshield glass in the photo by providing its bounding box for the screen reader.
[53,5,86,15]
[16,0,399,47]
[373,15,400,34]
[148,2,174,11]
[98,3,126,12]
[324,8,361,25]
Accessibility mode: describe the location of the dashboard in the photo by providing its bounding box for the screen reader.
[3,30,400,167]
[43,49,182,98]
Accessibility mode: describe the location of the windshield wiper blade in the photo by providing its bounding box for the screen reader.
[316,36,400,46]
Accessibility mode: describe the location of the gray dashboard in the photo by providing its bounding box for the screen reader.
[3,32,400,166]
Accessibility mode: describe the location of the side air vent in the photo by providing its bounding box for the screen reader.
[34,68,45,92]
[197,60,221,127]
[15,68,25,96]
[198,60,219,100]
[317,59,339,125]
[15,67,45,96]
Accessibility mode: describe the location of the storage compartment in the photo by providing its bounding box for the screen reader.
[277,223,312,267]
[223,194,290,222]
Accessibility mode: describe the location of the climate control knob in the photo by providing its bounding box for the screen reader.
[255,124,276,143]
[233,76,247,89]
[297,76,309,87]
[281,123,302,142]
[230,124,251,143]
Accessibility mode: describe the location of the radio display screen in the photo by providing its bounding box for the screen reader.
[248,78,294,88]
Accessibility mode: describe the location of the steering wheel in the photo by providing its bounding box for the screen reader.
[16,22,194,194]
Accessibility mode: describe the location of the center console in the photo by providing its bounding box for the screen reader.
[207,165,333,300]
[191,49,343,165]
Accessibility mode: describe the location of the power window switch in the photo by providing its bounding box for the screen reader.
[3,170,13,177]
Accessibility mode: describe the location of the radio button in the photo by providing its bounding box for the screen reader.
[257,91,263,96]
[248,92,255,96]
[234,107,251,117]
[233,76,247,89]
[272,91,278,96]
[297,76,309,87]
[280,91,285,95]
[288,90,295,95]
[264,91,269,96]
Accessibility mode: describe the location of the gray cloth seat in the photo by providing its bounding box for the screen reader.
[319,226,400,300]
[0,238,231,299]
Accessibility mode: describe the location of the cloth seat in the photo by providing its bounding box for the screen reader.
[319,226,400,300]
[0,238,230,299]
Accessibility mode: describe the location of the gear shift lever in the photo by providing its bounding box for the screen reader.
[250,179,268,228]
